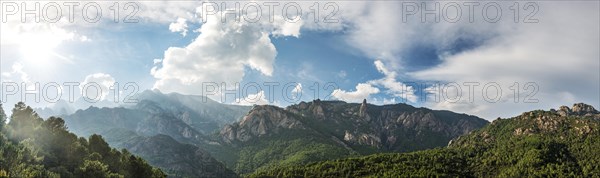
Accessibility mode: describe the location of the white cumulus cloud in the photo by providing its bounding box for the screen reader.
[151,12,278,97]
[331,83,380,103]
[236,90,271,106]
[369,60,417,103]
[169,17,189,36]
[80,73,115,101]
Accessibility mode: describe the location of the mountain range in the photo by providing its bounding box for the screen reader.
[27,90,600,177]
[45,90,490,176]
[250,103,600,177]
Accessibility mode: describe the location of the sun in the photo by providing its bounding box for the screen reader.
[16,24,74,67]
[19,33,60,66]
[20,37,53,62]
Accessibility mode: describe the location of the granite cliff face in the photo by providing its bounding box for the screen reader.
[220,105,305,143]
[219,99,488,151]
[556,103,600,117]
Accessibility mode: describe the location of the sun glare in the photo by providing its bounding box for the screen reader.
[16,25,74,67]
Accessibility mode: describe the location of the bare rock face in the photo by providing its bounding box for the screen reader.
[359,99,372,121]
[343,131,381,148]
[344,130,355,141]
[220,125,237,143]
[505,103,600,138]
[220,105,305,143]
[311,99,326,119]
[556,103,599,117]
[220,99,489,151]
[571,103,599,115]
[359,99,368,117]
[357,133,381,147]
[558,106,572,117]
[452,103,600,149]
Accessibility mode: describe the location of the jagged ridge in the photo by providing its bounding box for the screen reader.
[249,103,600,177]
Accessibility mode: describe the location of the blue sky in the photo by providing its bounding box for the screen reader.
[1,1,599,120]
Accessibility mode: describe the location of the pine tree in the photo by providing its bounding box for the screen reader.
[0,104,6,131]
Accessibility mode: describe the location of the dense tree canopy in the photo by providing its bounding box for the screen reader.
[0,102,165,177]
[250,110,600,177]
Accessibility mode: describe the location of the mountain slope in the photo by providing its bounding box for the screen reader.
[221,99,487,151]
[250,103,600,177]
[215,99,488,174]
[0,103,165,177]
[100,129,238,178]
[59,90,251,144]
[58,90,251,177]
[133,90,251,134]
[58,93,488,175]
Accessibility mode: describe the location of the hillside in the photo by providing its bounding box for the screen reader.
[59,90,250,177]
[61,90,250,138]
[214,99,488,173]
[250,103,600,177]
[55,91,488,175]
[0,103,165,177]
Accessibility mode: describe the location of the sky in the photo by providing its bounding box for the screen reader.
[0,1,599,120]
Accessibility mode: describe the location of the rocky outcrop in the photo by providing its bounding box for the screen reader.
[220,99,489,152]
[511,103,600,136]
[451,103,600,150]
[311,99,326,119]
[344,130,355,141]
[556,103,599,117]
[220,105,305,143]
[571,103,599,115]
[359,99,368,117]
[359,99,371,121]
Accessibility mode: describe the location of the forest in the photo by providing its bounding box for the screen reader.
[0,102,165,177]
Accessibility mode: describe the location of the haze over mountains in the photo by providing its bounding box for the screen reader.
[23,90,600,177]
[1,0,596,177]
[32,90,487,176]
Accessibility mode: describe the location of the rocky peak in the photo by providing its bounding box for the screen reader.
[572,103,598,114]
[510,104,600,137]
[220,105,304,143]
[222,99,488,151]
[359,99,367,117]
[556,103,599,117]
[310,99,326,119]
[557,106,572,116]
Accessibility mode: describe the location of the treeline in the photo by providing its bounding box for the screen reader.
[249,148,470,177]
[249,111,600,177]
[0,102,165,177]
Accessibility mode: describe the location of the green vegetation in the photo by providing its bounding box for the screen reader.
[249,148,470,177]
[249,109,600,177]
[207,100,487,175]
[0,102,165,177]
[205,130,357,175]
